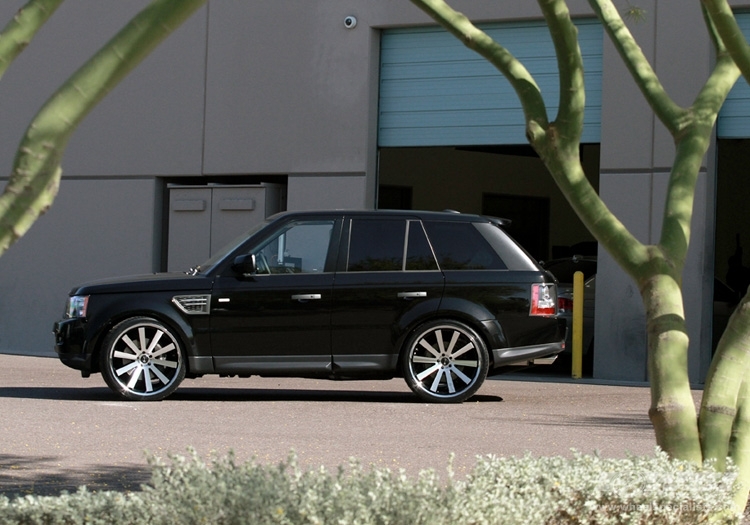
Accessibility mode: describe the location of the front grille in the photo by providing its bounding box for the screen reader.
[172,295,211,315]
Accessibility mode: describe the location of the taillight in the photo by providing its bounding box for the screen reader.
[558,297,573,313]
[530,283,557,316]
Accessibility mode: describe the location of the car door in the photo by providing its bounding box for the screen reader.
[330,216,444,373]
[209,217,340,375]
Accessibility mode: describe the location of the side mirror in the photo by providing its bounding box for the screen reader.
[231,254,257,276]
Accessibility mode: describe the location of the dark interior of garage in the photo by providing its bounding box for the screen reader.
[377,144,600,262]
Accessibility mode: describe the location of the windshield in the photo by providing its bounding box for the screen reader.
[188,220,270,274]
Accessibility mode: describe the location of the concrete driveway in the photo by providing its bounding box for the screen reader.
[0,353,675,498]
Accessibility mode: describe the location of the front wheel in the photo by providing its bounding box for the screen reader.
[402,320,489,403]
[100,317,186,401]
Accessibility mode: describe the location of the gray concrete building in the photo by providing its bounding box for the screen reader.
[0,1,748,384]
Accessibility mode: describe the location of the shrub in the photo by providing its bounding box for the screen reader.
[0,448,739,524]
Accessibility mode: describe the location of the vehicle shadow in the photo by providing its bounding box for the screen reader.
[0,386,115,401]
[0,386,503,404]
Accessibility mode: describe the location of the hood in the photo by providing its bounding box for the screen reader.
[69,272,212,296]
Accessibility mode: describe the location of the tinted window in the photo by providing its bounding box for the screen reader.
[348,219,404,271]
[474,222,537,271]
[424,221,507,270]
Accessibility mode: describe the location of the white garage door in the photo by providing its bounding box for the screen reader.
[378,19,603,147]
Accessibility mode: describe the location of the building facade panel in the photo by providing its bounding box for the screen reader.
[0,178,161,355]
[202,2,376,176]
[597,0,657,172]
[593,173,651,381]
[0,1,208,178]
[592,1,718,383]
[287,174,370,211]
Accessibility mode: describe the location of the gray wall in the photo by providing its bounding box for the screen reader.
[0,1,204,355]
[0,2,454,353]
[0,1,206,176]
[0,0,738,382]
[0,179,162,354]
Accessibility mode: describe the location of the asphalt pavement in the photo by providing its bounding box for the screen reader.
[0,353,677,498]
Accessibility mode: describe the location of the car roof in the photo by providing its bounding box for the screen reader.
[269,209,510,225]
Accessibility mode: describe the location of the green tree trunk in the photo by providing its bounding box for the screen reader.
[0,0,207,257]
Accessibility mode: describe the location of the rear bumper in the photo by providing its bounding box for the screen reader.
[491,341,565,367]
[483,316,566,368]
[53,318,94,373]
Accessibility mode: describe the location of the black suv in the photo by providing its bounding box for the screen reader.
[54,210,565,403]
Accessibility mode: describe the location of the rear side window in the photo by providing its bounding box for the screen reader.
[424,221,507,270]
[347,218,438,272]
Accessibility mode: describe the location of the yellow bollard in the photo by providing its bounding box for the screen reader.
[571,270,584,379]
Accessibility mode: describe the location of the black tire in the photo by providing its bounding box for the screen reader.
[100,317,186,401]
[402,320,489,403]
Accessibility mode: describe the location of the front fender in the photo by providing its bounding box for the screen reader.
[84,292,208,373]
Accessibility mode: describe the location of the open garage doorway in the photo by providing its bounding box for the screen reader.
[377,144,601,378]
[377,144,600,262]
[714,139,750,350]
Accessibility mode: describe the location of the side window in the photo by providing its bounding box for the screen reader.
[253,220,334,274]
[424,221,507,270]
[346,218,439,272]
[347,219,404,271]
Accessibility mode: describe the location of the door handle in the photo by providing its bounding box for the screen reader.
[292,294,322,302]
[398,291,427,299]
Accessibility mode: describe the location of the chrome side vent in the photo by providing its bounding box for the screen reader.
[172,294,211,315]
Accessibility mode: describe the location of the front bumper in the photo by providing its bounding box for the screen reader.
[53,318,94,374]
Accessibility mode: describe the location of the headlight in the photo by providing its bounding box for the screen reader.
[66,295,89,318]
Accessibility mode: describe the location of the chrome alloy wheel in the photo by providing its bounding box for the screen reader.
[101,317,186,401]
[403,320,489,403]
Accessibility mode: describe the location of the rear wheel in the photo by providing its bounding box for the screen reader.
[100,317,186,401]
[402,320,489,403]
